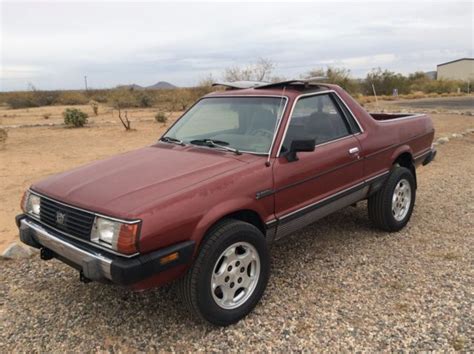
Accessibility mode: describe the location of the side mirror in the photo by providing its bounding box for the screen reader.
[286,139,315,162]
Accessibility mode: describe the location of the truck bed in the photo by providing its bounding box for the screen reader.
[370,113,420,121]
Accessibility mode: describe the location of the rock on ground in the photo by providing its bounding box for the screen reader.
[1,243,32,259]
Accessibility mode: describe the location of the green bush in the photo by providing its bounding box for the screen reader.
[63,108,88,127]
[155,112,168,123]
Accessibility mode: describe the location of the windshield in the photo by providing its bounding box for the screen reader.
[163,96,287,154]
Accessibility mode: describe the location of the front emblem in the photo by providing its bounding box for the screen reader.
[56,211,66,225]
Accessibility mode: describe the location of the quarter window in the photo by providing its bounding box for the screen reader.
[282,94,351,152]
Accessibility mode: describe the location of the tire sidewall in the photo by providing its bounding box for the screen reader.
[385,167,416,230]
[195,223,270,325]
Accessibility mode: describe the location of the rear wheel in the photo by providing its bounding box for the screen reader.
[178,219,270,326]
[368,166,416,231]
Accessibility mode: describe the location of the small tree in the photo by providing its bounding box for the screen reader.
[223,57,276,82]
[364,68,409,95]
[303,67,360,95]
[117,109,132,131]
[63,108,88,127]
[155,112,168,124]
[109,89,135,130]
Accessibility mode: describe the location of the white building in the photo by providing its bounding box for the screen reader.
[437,58,474,81]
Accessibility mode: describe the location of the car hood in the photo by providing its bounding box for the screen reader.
[32,143,250,219]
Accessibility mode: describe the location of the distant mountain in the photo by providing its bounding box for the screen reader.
[116,81,177,90]
[146,81,177,89]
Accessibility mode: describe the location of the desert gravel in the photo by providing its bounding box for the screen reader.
[1,135,473,351]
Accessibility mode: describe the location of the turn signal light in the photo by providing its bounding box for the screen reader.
[159,252,179,265]
[117,223,139,254]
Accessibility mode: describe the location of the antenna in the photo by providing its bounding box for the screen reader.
[266,86,286,166]
[371,83,379,112]
[84,76,88,91]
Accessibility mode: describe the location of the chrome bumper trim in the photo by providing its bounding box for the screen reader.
[20,218,112,280]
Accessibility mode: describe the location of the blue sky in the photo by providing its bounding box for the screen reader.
[0,0,472,91]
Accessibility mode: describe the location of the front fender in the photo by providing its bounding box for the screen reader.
[189,197,268,246]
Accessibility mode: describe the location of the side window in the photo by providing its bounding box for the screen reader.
[332,94,361,134]
[282,94,351,151]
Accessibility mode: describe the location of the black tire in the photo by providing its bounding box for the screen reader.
[368,166,416,232]
[178,219,270,326]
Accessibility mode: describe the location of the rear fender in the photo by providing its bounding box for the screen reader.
[390,145,414,166]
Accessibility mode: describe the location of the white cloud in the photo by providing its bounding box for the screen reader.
[0,1,472,90]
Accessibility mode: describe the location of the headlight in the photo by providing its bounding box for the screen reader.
[91,216,139,254]
[22,191,41,216]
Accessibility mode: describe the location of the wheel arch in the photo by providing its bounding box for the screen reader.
[190,201,269,251]
[392,150,417,188]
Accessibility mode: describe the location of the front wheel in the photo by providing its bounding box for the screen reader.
[368,166,416,232]
[178,219,270,326]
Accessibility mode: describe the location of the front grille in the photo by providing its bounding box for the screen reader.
[39,197,95,240]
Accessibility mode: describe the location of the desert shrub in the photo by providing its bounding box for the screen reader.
[363,68,410,95]
[34,90,61,106]
[303,67,361,95]
[170,89,193,111]
[155,112,168,123]
[63,108,88,127]
[415,79,463,94]
[89,100,99,115]
[57,91,88,105]
[6,93,37,109]
[0,128,7,147]
[109,89,138,109]
[136,92,154,108]
[42,113,51,119]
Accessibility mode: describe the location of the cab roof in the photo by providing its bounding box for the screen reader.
[207,78,339,99]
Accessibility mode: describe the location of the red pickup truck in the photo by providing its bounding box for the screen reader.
[17,80,436,325]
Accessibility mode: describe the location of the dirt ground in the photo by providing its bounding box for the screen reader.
[0,101,473,253]
[0,105,182,252]
[391,96,474,111]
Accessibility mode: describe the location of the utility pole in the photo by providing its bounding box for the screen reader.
[84,76,88,91]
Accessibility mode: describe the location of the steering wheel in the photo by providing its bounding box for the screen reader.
[250,129,273,139]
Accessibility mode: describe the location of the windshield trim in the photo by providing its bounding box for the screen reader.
[160,95,289,156]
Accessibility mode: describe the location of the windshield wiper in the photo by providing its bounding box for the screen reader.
[160,136,185,146]
[190,139,242,155]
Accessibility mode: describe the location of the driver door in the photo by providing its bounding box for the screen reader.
[272,92,364,239]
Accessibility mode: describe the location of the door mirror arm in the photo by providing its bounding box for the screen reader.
[285,139,316,162]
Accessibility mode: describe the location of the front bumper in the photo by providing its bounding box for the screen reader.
[17,215,195,285]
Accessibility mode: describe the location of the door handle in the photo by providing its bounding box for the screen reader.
[349,147,360,154]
